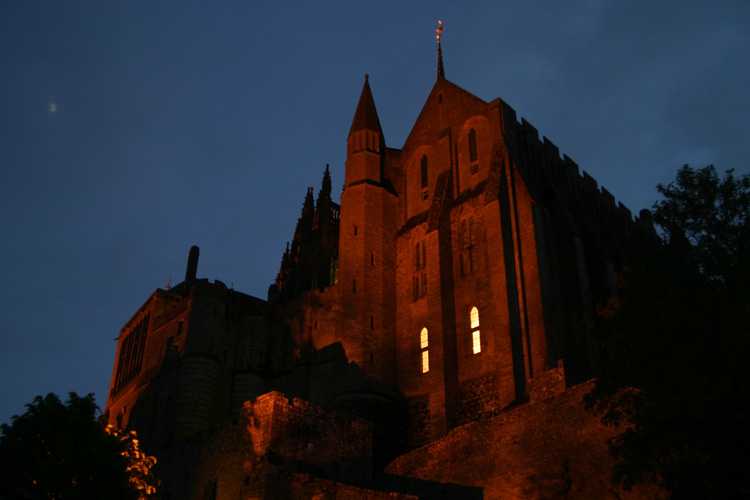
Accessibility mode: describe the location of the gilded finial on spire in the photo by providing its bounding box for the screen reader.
[436,20,445,79]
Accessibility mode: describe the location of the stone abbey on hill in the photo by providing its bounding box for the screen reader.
[105,44,653,499]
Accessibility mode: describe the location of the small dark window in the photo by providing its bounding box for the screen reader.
[469,129,479,174]
[354,224,358,235]
[370,316,374,329]
[461,216,476,248]
[460,216,477,276]
[416,240,426,270]
[469,129,478,163]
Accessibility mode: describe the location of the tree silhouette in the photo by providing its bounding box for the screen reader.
[0,392,158,500]
[586,165,750,499]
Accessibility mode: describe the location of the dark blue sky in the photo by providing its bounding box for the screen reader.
[1,1,748,423]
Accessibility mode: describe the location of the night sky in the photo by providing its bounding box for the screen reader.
[1,1,748,424]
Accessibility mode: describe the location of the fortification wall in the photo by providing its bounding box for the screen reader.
[386,380,664,500]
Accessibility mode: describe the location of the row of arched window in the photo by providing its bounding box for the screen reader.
[420,306,481,374]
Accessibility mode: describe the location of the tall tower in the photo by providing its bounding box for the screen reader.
[338,76,398,384]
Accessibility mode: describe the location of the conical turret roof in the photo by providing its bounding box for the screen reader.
[348,75,383,137]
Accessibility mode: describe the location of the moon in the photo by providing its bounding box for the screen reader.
[49,103,57,113]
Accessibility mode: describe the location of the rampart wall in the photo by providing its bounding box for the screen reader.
[385,380,664,500]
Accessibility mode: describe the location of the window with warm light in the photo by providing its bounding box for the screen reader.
[470,307,481,354]
[329,255,339,285]
[420,327,429,373]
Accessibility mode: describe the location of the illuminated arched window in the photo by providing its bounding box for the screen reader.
[420,327,429,373]
[470,307,481,354]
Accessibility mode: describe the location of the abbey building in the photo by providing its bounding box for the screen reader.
[104,45,654,499]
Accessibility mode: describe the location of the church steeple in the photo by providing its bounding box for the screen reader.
[436,20,445,79]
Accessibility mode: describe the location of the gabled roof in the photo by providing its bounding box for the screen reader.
[402,77,488,149]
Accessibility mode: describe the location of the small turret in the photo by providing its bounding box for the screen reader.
[297,187,315,242]
[338,75,398,384]
[315,164,334,239]
[319,164,332,200]
[346,75,385,187]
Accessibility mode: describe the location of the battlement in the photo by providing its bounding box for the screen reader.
[510,113,635,259]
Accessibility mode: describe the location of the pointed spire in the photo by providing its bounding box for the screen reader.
[319,164,332,200]
[297,187,315,238]
[303,187,315,216]
[436,20,445,79]
[348,74,383,137]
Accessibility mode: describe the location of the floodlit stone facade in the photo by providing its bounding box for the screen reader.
[105,57,656,499]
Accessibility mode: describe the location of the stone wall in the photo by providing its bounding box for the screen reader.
[386,381,664,500]
[162,391,375,500]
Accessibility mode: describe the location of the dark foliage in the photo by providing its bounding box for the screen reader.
[0,392,150,500]
[586,165,750,499]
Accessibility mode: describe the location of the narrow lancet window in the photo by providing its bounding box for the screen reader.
[415,240,426,270]
[469,128,479,174]
[460,216,477,276]
[469,129,478,163]
[470,307,481,354]
[421,155,429,200]
[420,327,429,373]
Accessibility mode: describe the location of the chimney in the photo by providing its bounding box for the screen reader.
[184,246,199,295]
